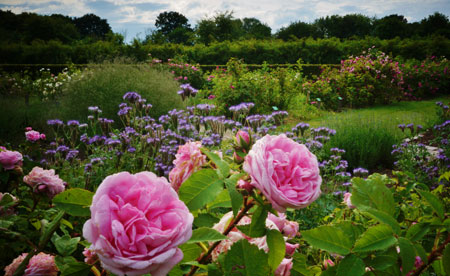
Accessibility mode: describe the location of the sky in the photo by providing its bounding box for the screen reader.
[1,0,449,43]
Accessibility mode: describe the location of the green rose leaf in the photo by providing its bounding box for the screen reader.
[237,205,267,238]
[406,223,430,242]
[336,254,365,276]
[224,173,244,216]
[201,148,230,178]
[179,169,224,211]
[351,176,395,217]
[224,239,270,276]
[398,237,416,276]
[53,188,94,217]
[353,224,397,253]
[416,189,444,220]
[208,189,231,209]
[302,225,353,255]
[267,229,286,272]
[187,227,227,244]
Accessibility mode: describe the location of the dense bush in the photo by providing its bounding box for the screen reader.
[201,59,303,115]
[1,36,450,65]
[58,61,184,123]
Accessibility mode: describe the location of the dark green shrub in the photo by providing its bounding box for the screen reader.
[58,61,184,122]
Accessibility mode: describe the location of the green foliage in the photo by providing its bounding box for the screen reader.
[58,61,184,123]
[336,254,365,276]
[178,169,224,211]
[52,188,94,217]
[224,239,270,276]
[301,225,353,255]
[267,230,286,272]
[187,227,227,243]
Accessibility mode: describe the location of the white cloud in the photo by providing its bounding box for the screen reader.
[0,0,92,16]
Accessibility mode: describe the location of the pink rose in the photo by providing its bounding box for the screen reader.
[169,141,206,191]
[0,149,23,170]
[235,130,251,150]
[4,252,58,276]
[25,130,41,142]
[275,258,293,276]
[343,192,355,209]
[285,243,299,256]
[83,171,193,276]
[243,134,322,212]
[267,213,299,238]
[23,167,65,198]
[25,127,32,131]
[40,133,46,140]
[323,259,335,269]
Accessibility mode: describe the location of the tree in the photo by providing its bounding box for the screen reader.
[276,21,318,40]
[373,14,409,39]
[314,14,372,38]
[154,11,193,44]
[73,13,111,40]
[242,18,272,39]
[420,12,450,38]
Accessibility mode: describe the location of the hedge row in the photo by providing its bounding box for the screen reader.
[0,36,449,65]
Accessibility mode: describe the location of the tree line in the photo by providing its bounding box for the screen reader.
[1,9,449,46]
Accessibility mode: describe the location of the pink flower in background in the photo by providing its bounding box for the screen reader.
[323,259,335,269]
[0,149,23,170]
[83,171,193,276]
[25,130,41,142]
[25,127,32,131]
[169,141,206,191]
[243,134,322,212]
[4,252,58,276]
[23,167,65,198]
[343,192,355,209]
[275,258,293,276]
[208,94,215,99]
[40,133,46,140]
[267,213,299,238]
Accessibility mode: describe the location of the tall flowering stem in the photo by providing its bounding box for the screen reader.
[186,198,255,276]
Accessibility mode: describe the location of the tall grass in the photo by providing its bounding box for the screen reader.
[58,60,184,123]
[315,98,446,171]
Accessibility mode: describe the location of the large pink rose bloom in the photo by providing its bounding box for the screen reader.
[83,171,193,276]
[4,252,58,276]
[23,167,65,198]
[0,149,23,170]
[243,134,321,212]
[169,141,206,191]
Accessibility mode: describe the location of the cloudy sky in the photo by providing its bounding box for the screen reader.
[1,0,449,43]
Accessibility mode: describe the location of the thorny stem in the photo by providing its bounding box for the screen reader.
[410,233,450,276]
[185,198,255,276]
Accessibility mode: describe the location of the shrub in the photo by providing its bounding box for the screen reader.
[58,60,184,123]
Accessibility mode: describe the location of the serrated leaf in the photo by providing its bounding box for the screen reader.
[443,244,450,275]
[351,176,395,216]
[201,148,230,178]
[267,229,286,272]
[335,222,365,244]
[416,189,444,219]
[406,223,430,242]
[353,225,397,253]
[302,225,353,255]
[194,213,220,228]
[398,237,415,276]
[55,256,91,276]
[225,173,244,216]
[224,239,270,276]
[336,254,365,276]
[52,188,94,217]
[179,243,202,262]
[187,227,227,244]
[292,253,308,275]
[369,255,397,270]
[238,205,267,238]
[179,169,224,211]
[208,189,231,209]
[362,208,400,234]
[413,243,427,265]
